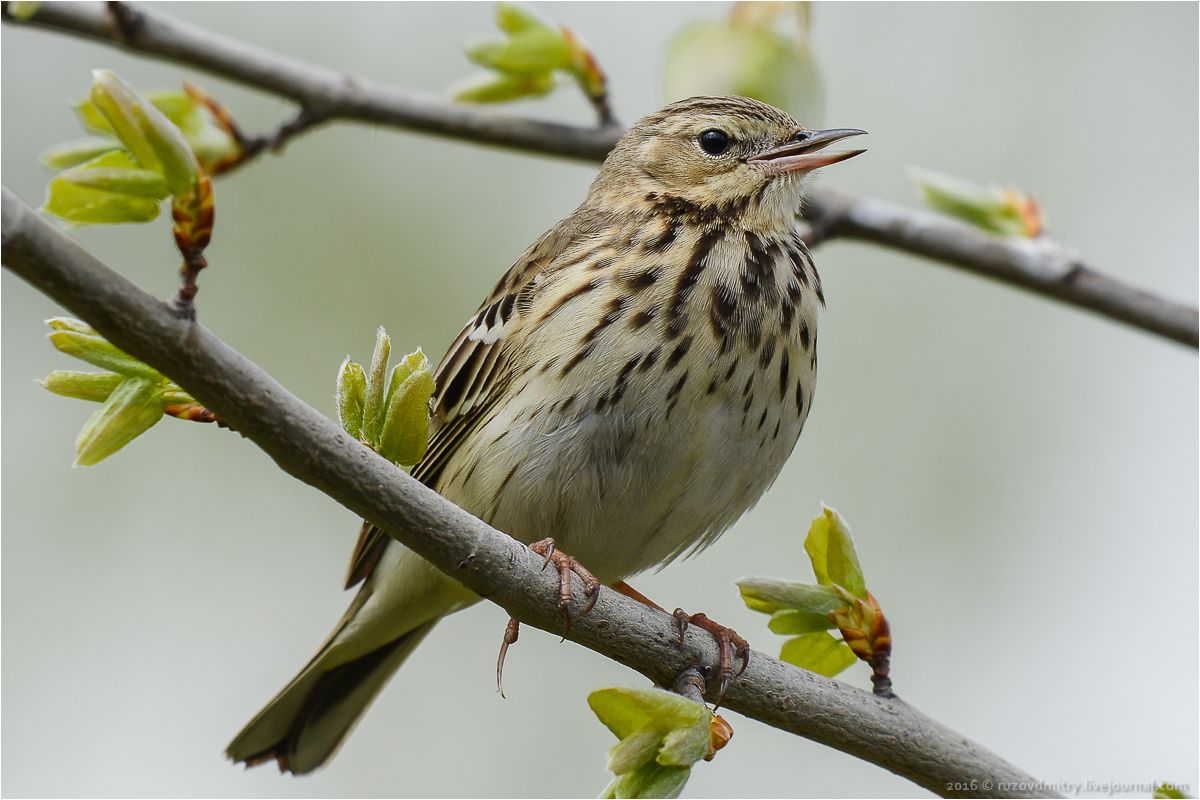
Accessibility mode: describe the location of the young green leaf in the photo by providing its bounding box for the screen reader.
[47,318,165,380]
[495,2,551,35]
[89,70,163,173]
[910,168,1043,238]
[779,631,858,677]
[43,179,161,225]
[805,506,867,599]
[39,370,125,403]
[43,147,164,225]
[74,377,166,466]
[362,327,392,443]
[40,137,123,171]
[466,28,574,75]
[378,350,434,467]
[451,72,556,104]
[55,166,170,198]
[136,97,198,196]
[767,608,836,635]
[8,2,41,20]
[73,98,116,136]
[336,357,367,442]
[601,763,692,799]
[737,577,850,617]
[663,3,824,125]
[589,687,712,799]
[148,89,240,174]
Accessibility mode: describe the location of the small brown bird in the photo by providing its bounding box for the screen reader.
[226,96,864,774]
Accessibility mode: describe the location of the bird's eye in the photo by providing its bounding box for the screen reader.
[698,129,731,156]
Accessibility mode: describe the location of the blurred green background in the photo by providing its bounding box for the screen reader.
[2,3,1196,797]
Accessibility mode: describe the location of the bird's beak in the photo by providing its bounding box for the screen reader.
[748,128,867,175]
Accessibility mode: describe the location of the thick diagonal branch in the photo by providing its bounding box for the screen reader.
[1,185,1059,798]
[4,1,1195,349]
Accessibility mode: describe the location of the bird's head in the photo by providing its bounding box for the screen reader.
[590,96,865,225]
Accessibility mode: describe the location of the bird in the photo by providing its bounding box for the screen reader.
[226,95,865,775]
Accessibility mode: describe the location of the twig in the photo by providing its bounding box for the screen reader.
[3,1,1193,349]
[2,184,1059,799]
[183,82,323,175]
[802,189,1199,348]
[4,1,622,161]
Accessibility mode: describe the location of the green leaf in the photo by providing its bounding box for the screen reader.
[74,98,115,136]
[805,507,867,599]
[740,595,790,615]
[39,370,125,403]
[1154,784,1192,799]
[768,608,836,635]
[147,90,239,174]
[74,377,166,466]
[43,150,163,225]
[136,100,198,196]
[604,763,692,799]
[451,71,557,104]
[378,350,434,467]
[780,631,858,677]
[56,166,169,198]
[737,577,850,616]
[362,327,391,443]
[606,729,661,775]
[663,8,824,125]
[910,168,1035,238]
[496,2,551,35]
[656,717,711,767]
[40,137,123,171]
[46,318,165,380]
[588,687,709,741]
[466,28,574,75]
[90,70,162,172]
[590,687,710,800]
[8,2,41,20]
[43,176,161,224]
[336,357,367,442]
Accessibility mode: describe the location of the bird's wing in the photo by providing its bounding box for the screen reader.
[344,217,586,589]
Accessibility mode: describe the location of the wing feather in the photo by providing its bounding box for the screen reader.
[343,216,589,588]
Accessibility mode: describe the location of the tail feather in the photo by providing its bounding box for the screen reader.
[226,620,438,774]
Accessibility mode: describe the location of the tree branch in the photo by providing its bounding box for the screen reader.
[3,1,1195,349]
[802,189,1199,348]
[1,185,1059,798]
[2,1,622,162]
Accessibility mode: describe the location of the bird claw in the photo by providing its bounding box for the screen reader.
[496,617,521,698]
[672,609,750,709]
[528,538,601,637]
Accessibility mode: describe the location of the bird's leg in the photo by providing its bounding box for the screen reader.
[673,611,750,709]
[495,540,601,695]
[527,538,601,636]
[610,582,750,709]
[609,580,666,611]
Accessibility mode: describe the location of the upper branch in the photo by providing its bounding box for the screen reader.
[5,1,623,161]
[1,185,1057,799]
[5,1,1194,349]
[803,189,1199,348]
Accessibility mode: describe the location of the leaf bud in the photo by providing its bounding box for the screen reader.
[74,376,166,466]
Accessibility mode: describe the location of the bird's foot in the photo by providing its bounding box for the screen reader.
[528,538,601,637]
[496,617,520,698]
[672,610,750,709]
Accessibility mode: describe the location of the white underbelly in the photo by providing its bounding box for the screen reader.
[436,338,814,584]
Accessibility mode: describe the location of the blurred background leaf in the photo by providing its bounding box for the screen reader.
[664,2,825,126]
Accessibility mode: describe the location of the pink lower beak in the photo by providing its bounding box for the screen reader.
[748,128,866,174]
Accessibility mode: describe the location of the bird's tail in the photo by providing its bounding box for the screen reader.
[226,541,478,775]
